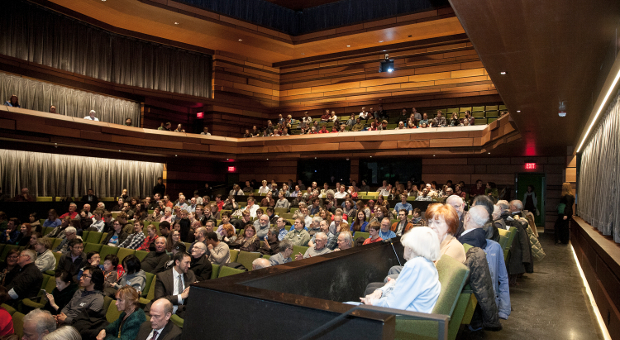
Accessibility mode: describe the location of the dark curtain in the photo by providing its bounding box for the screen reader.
[0,149,164,198]
[1,1,212,98]
[177,0,449,35]
[0,71,140,125]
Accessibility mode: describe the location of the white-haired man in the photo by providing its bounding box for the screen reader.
[22,309,57,340]
[295,232,332,260]
[84,109,99,121]
[446,195,466,237]
[6,249,43,305]
[252,258,271,270]
[457,206,489,249]
[190,242,212,281]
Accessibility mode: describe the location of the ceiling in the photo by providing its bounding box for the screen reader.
[262,0,343,11]
[31,0,620,158]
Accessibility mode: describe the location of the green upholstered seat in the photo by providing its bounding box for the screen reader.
[12,311,25,338]
[106,299,123,323]
[171,314,184,329]
[210,264,220,279]
[237,251,261,271]
[116,248,135,264]
[99,245,120,260]
[86,232,103,244]
[135,250,149,262]
[229,249,240,263]
[292,245,308,260]
[84,242,102,254]
[395,255,470,340]
[217,266,245,278]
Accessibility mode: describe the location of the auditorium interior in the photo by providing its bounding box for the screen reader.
[1,0,620,339]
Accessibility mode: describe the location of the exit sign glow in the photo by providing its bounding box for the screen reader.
[525,163,537,170]
[227,166,236,172]
[196,112,204,119]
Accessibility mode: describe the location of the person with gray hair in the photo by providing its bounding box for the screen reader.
[308,216,323,237]
[269,240,294,265]
[22,309,57,339]
[473,195,499,242]
[295,232,332,260]
[252,258,271,270]
[84,109,99,121]
[6,249,42,304]
[190,241,212,281]
[42,325,81,340]
[336,230,353,251]
[457,205,490,248]
[361,227,441,312]
[509,200,524,214]
[53,226,78,254]
[446,195,466,237]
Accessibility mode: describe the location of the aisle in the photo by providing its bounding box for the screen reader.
[461,233,606,340]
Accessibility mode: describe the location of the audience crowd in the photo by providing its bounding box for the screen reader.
[0,175,541,338]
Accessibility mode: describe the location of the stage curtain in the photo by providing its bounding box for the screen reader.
[0,149,164,199]
[1,1,211,98]
[0,71,140,126]
[577,89,620,243]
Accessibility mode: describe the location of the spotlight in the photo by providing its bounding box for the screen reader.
[379,54,394,73]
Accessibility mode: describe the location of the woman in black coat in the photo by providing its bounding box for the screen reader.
[555,183,575,244]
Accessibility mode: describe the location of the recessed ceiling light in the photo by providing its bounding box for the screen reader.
[516,110,521,113]
[239,39,243,42]
[301,53,305,55]
[379,40,383,43]
[346,45,351,47]
[369,156,372,158]
[500,71,506,75]
[488,152,491,154]
[174,22,179,25]
[433,155,435,157]
[266,158,269,160]
[101,0,106,2]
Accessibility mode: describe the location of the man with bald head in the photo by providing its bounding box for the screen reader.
[141,237,170,274]
[255,214,270,239]
[446,195,466,238]
[136,299,182,340]
[457,205,490,249]
[252,258,271,270]
[190,242,212,281]
[295,232,332,260]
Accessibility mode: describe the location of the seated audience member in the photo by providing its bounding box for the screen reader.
[295,232,331,260]
[446,195,466,237]
[84,110,99,121]
[252,258,271,270]
[22,309,57,339]
[457,205,489,248]
[473,195,500,241]
[363,222,383,245]
[378,217,397,240]
[335,230,353,251]
[361,227,441,312]
[2,218,21,244]
[159,207,173,223]
[44,209,62,228]
[154,252,196,318]
[0,249,18,286]
[426,203,466,263]
[274,217,289,241]
[350,211,368,233]
[284,218,311,246]
[34,237,56,272]
[136,299,182,340]
[60,203,79,220]
[4,94,20,107]
[260,227,280,255]
[308,220,337,250]
[137,224,158,251]
[269,240,294,265]
[188,227,207,254]
[56,266,105,326]
[103,220,129,247]
[89,210,105,232]
[96,286,146,340]
[5,249,43,305]
[307,216,322,236]
[112,198,125,211]
[101,255,120,296]
[58,239,87,280]
[205,231,231,265]
[219,223,237,244]
[230,225,260,252]
[15,222,32,246]
[12,187,34,202]
[394,194,413,215]
[190,243,212,281]
[113,255,146,294]
[118,220,146,250]
[44,271,79,315]
[255,214,270,239]
[391,210,414,237]
[141,237,171,274]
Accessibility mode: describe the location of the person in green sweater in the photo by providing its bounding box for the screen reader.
[96,285,146,340]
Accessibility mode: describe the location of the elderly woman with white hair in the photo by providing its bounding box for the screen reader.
[361,227,441,313]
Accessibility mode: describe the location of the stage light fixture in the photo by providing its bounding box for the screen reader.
[379,54,394,73]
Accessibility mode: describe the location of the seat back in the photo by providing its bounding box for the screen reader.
[82,231,90,242]
[274,208,289,215]
[135,250,149,261]
[42,227,54,236]
[86,232,103,244]
[0,244,20,262]
[84,242,103,254]
[50,238,62,251]
[354,231,369,239]
[44,274,57,293]
[142,272,155,298]
[210,264,220,279]
[1,303,16,315]
[106,299,122,323]
[103,296,114,315]
[218,266,245,278]
[170,314,184,329]
[12,311,25,338]
[292,245,308,260]
[237,251,261,271]
[100,245,120,260]
[116,248,135,264]
[229,249,240,263]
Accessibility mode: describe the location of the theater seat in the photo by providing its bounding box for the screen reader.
[135,250,149,262]
[106,299,122,324]
[36,196,53,202]
[116,248,135,263]
[394,255,470,340]
[86,232,103,244]
[354,231,369,240]
[99,245,120,260]
[170,314,184,329]
[237,251,261,271]
[22,274,57,311]
[230,249,240,263]
[0,245,20,262]
[292,245,308,260]
[210,264,220,279]
[84,242,102,254]
[12,311,25,338]
[217,266,245,278]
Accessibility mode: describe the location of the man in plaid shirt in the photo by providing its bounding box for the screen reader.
[119,220,146,250]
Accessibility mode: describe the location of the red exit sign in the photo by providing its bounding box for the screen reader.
[227,166,236,172]
[525,163,537,170]
[196,112,204,119]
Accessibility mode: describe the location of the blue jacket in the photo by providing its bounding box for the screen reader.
[485,240,511,319]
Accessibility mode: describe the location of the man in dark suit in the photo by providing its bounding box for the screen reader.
[136,299,182,340]
[457,205,489,249]
[81,188,99,206]
[6,249,43,306]
[153,252,195,318]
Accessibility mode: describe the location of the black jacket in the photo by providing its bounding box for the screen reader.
[102,231,128,246]
[458,228,487,249]
[141,251,170,274]
[153,183,166,197]
[190,255,212,282]
[81,195,99,205]
[58,253,88,280]
[6,262,43,301]
[136,321,181,340]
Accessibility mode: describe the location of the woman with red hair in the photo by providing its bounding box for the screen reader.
[425,203,466,263]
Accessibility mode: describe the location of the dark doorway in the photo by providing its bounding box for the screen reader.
[359,158,422,186]
[515,173,546,228]
[297,159,350,185]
